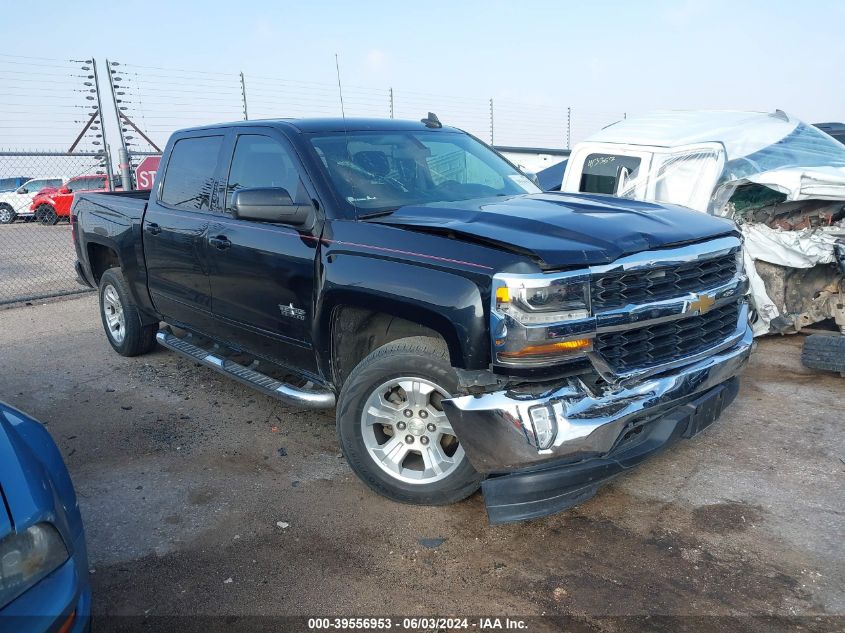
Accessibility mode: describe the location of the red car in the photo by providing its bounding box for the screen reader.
[30,175,113,224]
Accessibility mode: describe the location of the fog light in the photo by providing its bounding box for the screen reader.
[527,405,557,450]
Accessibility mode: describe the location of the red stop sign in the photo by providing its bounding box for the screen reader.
[135,156,161,190]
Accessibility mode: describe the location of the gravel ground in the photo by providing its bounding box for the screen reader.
[0,295,842,631]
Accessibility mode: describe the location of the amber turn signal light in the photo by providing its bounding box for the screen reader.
[499,338,592,359]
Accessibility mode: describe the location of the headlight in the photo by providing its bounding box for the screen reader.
[495,276,589,324]
[492,273,593,367]
[0,523,69,608]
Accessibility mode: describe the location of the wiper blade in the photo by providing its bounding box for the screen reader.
[358,207,400,220]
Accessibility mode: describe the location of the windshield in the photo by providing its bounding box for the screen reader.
[724,121,845,181]
[308,130,540,215]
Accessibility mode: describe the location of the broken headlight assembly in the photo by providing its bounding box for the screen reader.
[492,272,593,367]
[0,523,69,608]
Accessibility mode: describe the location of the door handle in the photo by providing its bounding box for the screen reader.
[208,235,232,250]
[145,222,161,236]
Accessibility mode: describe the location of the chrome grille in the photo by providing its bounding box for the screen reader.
[591,253,737,311]
[594,302,741,373]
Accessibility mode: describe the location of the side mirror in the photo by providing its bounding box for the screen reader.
[231,187,312,227]
[59,186,71,194]
[17,187,27,194]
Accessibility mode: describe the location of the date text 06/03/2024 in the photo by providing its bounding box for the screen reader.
[307,617,528,630]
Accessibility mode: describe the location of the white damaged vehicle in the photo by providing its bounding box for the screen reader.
[561,110,845,374]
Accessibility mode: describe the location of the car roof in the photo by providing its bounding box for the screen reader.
[174,117,463,135]
[583,110,808,159]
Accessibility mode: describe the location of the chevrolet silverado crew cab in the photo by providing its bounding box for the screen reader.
[71,116,753,524]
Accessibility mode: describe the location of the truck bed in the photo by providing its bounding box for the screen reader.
[73,190,149,221]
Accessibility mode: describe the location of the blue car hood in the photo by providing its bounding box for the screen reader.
[376,192,738,269]
[0,403,82,543]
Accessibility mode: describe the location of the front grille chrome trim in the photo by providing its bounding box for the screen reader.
[543,272,747,341]
[588,235,741,276]
[588,302,749,385]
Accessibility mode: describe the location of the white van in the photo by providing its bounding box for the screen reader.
[561,110,845,372]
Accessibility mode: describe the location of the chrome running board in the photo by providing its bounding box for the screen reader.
[155,329,336,409]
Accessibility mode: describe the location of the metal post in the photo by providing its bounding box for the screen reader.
[624,112,627,120]
[389,87,394,119]
[92,59,115,190]
[566,106,572,149]
[240,72,249,121]
[105,58,132,190]
[489,98,494,145]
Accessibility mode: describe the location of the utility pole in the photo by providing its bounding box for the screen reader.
[106,58,132,191]
[489,98,494,145]
[240,72,249,121]
[91,59,115,190]
[389,87,394,119]
[566,106,572,149]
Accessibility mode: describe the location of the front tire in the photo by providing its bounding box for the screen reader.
[37,205,59,225]
[337,336,482,506]
[0,204,15,224]
[801,333,845,375]
[98,268,157,357]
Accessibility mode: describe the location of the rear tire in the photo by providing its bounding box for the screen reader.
[801,334,845,375]
[336,336,482,506]
[0,204,15,224]
[98,268,157,357]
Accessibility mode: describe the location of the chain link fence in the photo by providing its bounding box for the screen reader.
[0,152,113,304]
[1,52,628,305]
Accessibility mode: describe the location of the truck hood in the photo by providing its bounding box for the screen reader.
[375,193,738,268]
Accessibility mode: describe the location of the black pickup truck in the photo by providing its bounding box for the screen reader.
[71,117,753,523]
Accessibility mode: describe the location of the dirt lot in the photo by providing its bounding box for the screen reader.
[0,295,842,631]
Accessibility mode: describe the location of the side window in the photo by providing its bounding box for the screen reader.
[225,135,303,211]
[71,177,102,191]
[579,153,641,195]
[160,136,223,211]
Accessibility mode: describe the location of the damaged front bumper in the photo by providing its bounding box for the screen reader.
[442,323,753,524]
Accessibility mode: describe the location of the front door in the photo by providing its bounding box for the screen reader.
[143,133,224,332]
[207,131,320,375]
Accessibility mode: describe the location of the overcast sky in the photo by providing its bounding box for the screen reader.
[2,0,844,154]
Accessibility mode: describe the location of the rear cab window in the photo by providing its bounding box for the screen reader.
[579,153,641,195]
[160,135,224,211]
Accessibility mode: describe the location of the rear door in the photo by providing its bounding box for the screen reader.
[206,129,321,374]
[143,132,225,332]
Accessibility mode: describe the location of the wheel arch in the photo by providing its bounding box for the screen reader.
[86,241,121,285]
[326,304,456,390]
[315,256,490,389]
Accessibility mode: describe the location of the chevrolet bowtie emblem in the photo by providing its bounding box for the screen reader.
[688,293,716,315]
